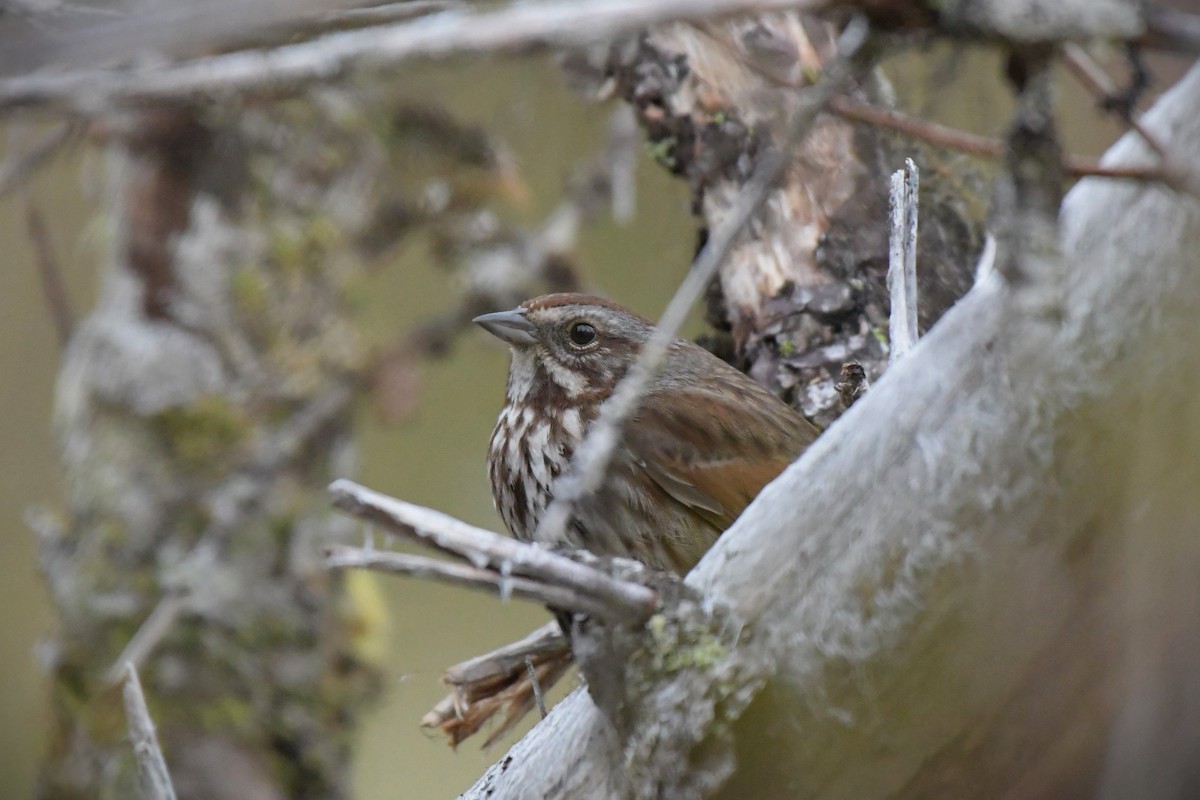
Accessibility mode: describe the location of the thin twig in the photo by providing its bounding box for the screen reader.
[1062,44,1168,158]
[525,655,548,718]
[311,0,464,29]
[887,159,919,362]
[121,663,178,800]
[105,596,185,685]
[24,199,75,348]
[0,0,827,114]
[830,95,1179,185]
[706,29,1176,189]
[833,95,1002,157]
[231,1,468,51]
[532,15,872,552]
[328,479,658,624]
[1061,44,1200,198]
[0,122,77,197]
[325,545,627,621]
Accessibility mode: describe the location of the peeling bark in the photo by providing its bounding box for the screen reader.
[597,15,984,426]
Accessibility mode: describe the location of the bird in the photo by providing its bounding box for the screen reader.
[474,292,821,575]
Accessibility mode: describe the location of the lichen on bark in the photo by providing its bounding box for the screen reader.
[34,94,470,799]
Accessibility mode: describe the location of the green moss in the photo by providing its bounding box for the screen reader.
[267,216,346,280]
[196,694,257,735]
[338,270,374,313]
[268,228,307,276]
[777,338,796,358]
[152,396,251,471]
[94,519,129,548]
[229,266,270,320]
[270,344,326,396]
[645,612,729,674]
[646,137,678,170]
[305,215,343,253]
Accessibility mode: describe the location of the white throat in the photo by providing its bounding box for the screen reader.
[505,348,537,402]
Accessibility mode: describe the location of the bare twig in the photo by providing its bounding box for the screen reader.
[105,596,185,686]
[887,158,919,362]
[606,106,639,224]
[1062,44,1166,157]
[328,479,658,624]
[0,122,77,197]
[0,0,827,114]
[308,0,464,30]
[699,31,1175,190]
[532,15,871,552]
[526,655,548,718]
[121,663,177,800]
[325,545,628,621]
[1062,43,1200,198]
[24,199,75,348]
[830,95,1179,185]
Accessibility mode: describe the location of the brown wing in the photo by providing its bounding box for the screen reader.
[626,345,820,530]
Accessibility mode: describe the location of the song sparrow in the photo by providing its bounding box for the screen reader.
[475,293,821,575]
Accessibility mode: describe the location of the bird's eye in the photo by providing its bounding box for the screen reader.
[568,321,596,347]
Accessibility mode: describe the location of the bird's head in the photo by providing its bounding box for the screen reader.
[473,293,652,403]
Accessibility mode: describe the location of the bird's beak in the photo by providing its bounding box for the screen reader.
[473,308,539,346]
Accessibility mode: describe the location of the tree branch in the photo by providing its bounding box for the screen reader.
[0,0,829,114]
[24,198,75,348]
[328,479,658,625]
[121,663,177,800]
[830,95,1186,187]
[325,546,630,621]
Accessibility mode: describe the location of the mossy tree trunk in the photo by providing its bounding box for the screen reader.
[34,100,396,800]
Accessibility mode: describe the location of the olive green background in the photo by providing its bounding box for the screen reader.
[0,49,1125,798]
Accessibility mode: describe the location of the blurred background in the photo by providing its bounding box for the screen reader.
[0,10,1161,797]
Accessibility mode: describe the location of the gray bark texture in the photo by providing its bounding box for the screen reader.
[34,102,396,800]
[463,60,1200,800]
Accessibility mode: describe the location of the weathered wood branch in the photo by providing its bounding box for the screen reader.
[121,663,177,800]
[0,0,828,114]
[0,0,1162,116]
[460,60,1200,800]
[886,158,919,362]
[328,480,658,624]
